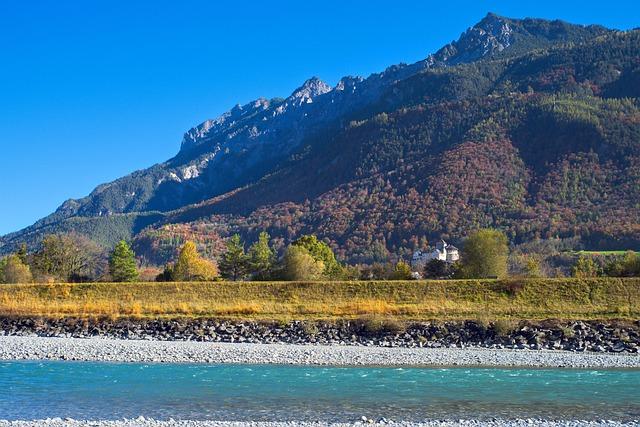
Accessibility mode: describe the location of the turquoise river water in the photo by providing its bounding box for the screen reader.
[0,361,638,421]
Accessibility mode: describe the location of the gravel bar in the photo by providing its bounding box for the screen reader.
[0,419,638,426]
[0,336,638,368]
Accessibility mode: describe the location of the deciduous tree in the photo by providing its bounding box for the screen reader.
[391,260,413,280]
[292,235,341,278]
[0,255,32,284]
[173,241,219,281]
[31,234,105,282]
[605,251,640,277]
[572,255,601,278]
[283,245,325,281]
[459,229,509,279]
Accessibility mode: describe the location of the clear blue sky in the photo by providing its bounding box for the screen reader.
[0,0,638,236]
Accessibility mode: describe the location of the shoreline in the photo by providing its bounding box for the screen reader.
[0,419,639,427]
[1,317,638,355]
[0,336,638,368]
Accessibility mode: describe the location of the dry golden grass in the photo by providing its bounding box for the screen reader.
[0,278,638,321]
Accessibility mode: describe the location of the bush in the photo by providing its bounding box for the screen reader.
[492,319,519,337]
[355,315,406,337]
[0,255,32,284]
[501,280,525,297]
[391,261,413,280]
[572,255,601,278]
[424,259,453,279]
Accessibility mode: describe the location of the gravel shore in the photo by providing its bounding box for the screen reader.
[3,317,638,354]
[0,336,638,368]
[0,419,638,426]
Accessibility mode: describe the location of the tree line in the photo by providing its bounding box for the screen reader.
[0,228,638,284]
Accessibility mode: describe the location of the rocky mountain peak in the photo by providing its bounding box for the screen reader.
[473,12,513,45]
[289,77,332,102]
[427,12,514,66]
[335,76,364,92]
[180,97,271,152]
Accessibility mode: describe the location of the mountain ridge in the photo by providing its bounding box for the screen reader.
[2,13,637,263]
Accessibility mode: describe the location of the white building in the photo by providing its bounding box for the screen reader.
[411,239,460,270]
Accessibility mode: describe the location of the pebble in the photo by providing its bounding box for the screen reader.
[0,418,638,426]
[0,336,637,368]
[0,318,637,354]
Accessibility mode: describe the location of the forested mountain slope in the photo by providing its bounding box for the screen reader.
[2,14,638,264]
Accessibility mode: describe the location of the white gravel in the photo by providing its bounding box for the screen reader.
[0,418,637,426]
[0,336,638,368]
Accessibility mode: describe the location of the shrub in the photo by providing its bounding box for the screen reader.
[501,280,525,297]
[356,315,406,337]
[391,261,413,280]
[572,255,601,278]
[0,255,33,284]
[301,321,320,336]
[492,319,519,337]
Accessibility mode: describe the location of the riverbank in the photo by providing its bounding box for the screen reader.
[0,336,638,368]
[1,278,638,320]
[0,419,638,426]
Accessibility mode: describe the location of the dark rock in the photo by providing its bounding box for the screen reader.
[0,316,637,354]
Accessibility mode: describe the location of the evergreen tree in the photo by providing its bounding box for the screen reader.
[155,264,175,282]
[109,240,139,282]
[219,234,249,281]
[16,243,28,264]
[173,241,218,281]
[423,259,450,279]
[248,231,275,280]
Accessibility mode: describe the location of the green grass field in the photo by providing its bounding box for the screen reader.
[0,278,638,321]
[574,250,637,256]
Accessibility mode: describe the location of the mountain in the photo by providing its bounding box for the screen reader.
[2,13,639,264]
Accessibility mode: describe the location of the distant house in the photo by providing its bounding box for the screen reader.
[411,239,460,270]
